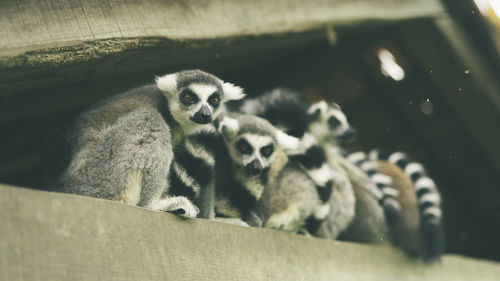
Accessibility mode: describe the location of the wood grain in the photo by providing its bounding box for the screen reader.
[1,184,499,281]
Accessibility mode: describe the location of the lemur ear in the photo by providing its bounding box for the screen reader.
[155,74,177,96]
[222,82,246,101]
[276,130,304,155]
[218,116,239,138]
[330,102,341,110]
[307,100,327,116]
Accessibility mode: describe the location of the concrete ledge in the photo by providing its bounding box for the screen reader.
[1,184,499,281]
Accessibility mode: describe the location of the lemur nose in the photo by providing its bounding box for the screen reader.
[338,128,357,141]
[246,159,264,175]
[192,105,212,124]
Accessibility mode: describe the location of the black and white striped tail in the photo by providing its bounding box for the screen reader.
[347,151,402,226]
[167,135,216,205]
[370,150,444,261]
[289,133,333,233]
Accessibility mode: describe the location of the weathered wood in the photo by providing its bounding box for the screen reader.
[0,0,443,56]
[1,184,499,281]
[0,0,444,97]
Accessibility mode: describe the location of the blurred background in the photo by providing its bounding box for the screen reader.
[0,0,499,261]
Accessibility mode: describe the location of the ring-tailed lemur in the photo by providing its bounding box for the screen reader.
[308,100,443,260]
[56,70,245,218]
[367,150,444,261]
[306,100,402,225]
[235,89,356,236]
[214,114,302,226]
[302,100,390,240]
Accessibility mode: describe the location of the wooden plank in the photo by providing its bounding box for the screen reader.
[0,0,444,98]
[0,33,320,119]
[1,184,499,281]
[0,0,444,56]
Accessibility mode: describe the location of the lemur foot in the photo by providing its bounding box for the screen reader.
[213,218,250,227]
[149,196,199,218]
[246,211,263,227]
[265,204,303,232]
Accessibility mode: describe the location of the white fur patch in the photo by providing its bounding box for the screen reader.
[368,150,380,161]
[149,196,199,218]
[307,163,333,186]
[155,74,177,94]
[388,152,406,165]
[173,163,201,195]
[218,116,239,137]
[415,177,436,192]
[265,202,306,231]
[372,173,393,186]
[404,162,424,177]
[189,84,218,103]
[423,206,442,219]
[313,203,330,220]
[419,193,441,205]
[382,187,400,197]
[185,140,215,166]
[347,151,367,165]
[240,174,265,199]
[222,82,245,101]
[276,130,303,155]
[117,170,142,205]
[360,161,377,172]
[301,133,318,150]
[213,217,249,227]
[383,198,402,211]
[307,101,328,115]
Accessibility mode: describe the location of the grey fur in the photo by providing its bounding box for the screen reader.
[257,161,319,232]
[58,85,174,207]
[57,70,244,217]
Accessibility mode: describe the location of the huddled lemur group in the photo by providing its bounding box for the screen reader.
[50,70,443,261]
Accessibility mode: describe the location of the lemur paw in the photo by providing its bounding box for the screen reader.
[149,196,199,218]
[213,217,250,227]
[265,204,303,232]
[246,211,263,227]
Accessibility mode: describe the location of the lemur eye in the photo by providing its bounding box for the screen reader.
[180,90,198,105]
[260,145,274,157]
[208,94,220,106]
[237,139,252,155]
[328,116,340,128]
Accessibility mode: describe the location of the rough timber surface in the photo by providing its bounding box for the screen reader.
[0,0,443,56]
[0,0,444,96]
[1,184,499,281]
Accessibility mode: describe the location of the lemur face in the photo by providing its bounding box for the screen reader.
[307,101,356,143]
[156,70,245,134]
[218,115,302,176]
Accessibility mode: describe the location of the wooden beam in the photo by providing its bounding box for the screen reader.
[1,184,500,281]
[0,0,443,97]
[0,0,444,56]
